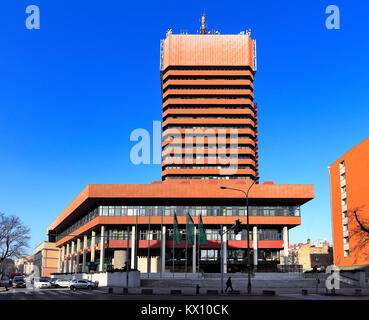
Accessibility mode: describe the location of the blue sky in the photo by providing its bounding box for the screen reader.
[0,1,368,252]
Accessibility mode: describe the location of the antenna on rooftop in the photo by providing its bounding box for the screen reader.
[200,12,207,34]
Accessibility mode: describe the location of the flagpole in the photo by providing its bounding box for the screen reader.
[172,214,175,278]
[198,215,200,274]
[160,208,163,279]
[185,213,188,275]
[135,209,138,270]
[147,207,151,277]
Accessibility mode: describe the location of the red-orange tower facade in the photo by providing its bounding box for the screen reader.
[329,137,369,269]
[160,25,258,181]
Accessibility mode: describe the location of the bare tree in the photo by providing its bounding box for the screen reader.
[0,213,31,276]
[347,207,369,264]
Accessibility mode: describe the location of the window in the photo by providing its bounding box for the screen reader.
[206,229,220,241]
[227,249,245,262]
[258,229,281,241]
[127,207,134,216]
[164,207,171,216]
[139,206,146,216]
[114,206,122,216]
[224,207,232,216]
[139,230,148,240]
[200,249,218,261]
[102,206,109,216]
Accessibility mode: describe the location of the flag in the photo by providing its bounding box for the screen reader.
[186,213,195,245]
[173,214,181,245]
[198,214,208,245]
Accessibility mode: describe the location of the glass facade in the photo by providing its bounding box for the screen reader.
[56,205,299,241]
[98,205,300,218]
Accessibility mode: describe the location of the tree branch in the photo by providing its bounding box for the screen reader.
[353,210,369,234]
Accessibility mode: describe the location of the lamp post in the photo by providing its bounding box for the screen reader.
[220,177,259,294]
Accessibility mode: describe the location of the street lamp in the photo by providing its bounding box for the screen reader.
[220,177,259,294]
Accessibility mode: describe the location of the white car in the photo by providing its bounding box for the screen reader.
[55,279,70,288]
[34,277,52,289]
[69,279,96,290]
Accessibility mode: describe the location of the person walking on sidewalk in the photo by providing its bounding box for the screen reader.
[225,277,234,292]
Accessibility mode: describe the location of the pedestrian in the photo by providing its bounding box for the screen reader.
[225,277,233,292]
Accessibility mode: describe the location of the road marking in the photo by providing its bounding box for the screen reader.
[78,290,94,295]
[58,290,70,295]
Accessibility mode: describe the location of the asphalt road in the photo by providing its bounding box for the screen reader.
[1,287,369,300]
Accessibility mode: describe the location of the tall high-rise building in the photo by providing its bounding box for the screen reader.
[46,18,314,276]
[161,16,258,181]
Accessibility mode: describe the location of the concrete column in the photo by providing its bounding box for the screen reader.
[131,226,136,269]
[161,226,166,273]
[82,235,87,273]
[76,238,81,273]
[66,243,71,273]
[223,226,227,273]
[283,226,289,265]
[91,230,96,262]
[71,241,75,273]
[99,226,105,272]
[61,246,65,273]
[192,226,197,273]
[253,226,258,267]
[57,248,61,273]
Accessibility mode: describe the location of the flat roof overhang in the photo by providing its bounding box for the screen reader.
[48,183,314,234]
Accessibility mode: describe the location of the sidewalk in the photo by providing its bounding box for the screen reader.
[102,286,369,298]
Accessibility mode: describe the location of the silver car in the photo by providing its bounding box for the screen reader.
[12,276,26,288]
[69,279,96,290]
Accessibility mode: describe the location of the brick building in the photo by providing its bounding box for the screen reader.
[289,239,333,271]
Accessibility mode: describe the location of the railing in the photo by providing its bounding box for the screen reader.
[141,272,203,279]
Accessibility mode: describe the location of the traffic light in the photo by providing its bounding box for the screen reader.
[233,219,242,235]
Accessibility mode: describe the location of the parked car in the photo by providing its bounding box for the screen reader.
[49,278,58,287]
[9,273,22,286]
[55,279,70,288]
[69,279,96,291]
[34,277,51,289]
[41,276,52,283]
[12,276,26,288]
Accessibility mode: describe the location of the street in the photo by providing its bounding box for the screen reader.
[1,286,369,300]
